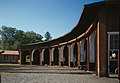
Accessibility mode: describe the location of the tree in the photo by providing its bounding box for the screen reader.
[13,30,25,49]
[24,31,43,43]
[44,31,52,41]
[0,26,43,50]
[0,25,16,50]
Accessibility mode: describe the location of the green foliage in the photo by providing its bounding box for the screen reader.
[24,31,43,43]
[44,31,52,41]
[0,26,16,50]
[0,25,44,50]
[0,25,52,50]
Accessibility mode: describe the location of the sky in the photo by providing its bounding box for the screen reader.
[0,0,103,39]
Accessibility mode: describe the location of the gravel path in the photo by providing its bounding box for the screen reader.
[1,73,119,83]
[0,65,119,83]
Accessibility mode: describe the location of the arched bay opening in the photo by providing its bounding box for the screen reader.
[63,45,68,66]
[53,47,59,65]
[32,49,40,65]
[43,48,50,65]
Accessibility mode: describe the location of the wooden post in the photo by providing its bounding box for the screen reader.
[49,48,52,66]
[96,7,108,77]
[95,29,98,75]
[30,52,32,65]
[86,37,90,71]
[19,49,22,65]
[68,45,71,67]
[77,41,80,66]
[58,47,61,66]
[96,21,108,77]
[40,49,42,66]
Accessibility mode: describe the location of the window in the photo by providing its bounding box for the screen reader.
[3,55,8,61]
[3,55,6,61]
[108,32,119,50]
[108,32,119,60]
[110,34,119,49]
[108,32,119,73]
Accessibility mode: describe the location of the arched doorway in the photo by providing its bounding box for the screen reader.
[32,49,40,65]
[43,48,50,65]
[89,31,96,71]
[84,39,87,66]
[22,50,30,64]
[73,43,78,67]
[80,39,86,66]
[53,47,59,65]
[60,46,64,66]
[63,45,68,66]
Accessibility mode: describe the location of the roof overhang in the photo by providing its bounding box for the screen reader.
[20,1,110,50]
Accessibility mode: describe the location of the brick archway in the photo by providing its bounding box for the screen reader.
[43,48,50,65]
[31,49,40,65]
[63,45,68,66]
[73,43,78,67]
[53,47,59,65]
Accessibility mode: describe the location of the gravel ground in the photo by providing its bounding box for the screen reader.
[0,65,119,83]
[1,73,119,83]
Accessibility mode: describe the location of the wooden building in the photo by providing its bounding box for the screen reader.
[0,50,19,63]
[19,0,120,79]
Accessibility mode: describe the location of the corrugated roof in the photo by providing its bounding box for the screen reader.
[0,50,19,55]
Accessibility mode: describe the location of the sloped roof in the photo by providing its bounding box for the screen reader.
[0,50,4,54]
[20,0,120,49]
[0,50,19,55]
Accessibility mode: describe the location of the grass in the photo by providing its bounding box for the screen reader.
[0,63,20,66]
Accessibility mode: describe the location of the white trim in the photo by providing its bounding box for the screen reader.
[107,31,119,75]
[80,39,85,62]
[42,49,45,61]
[107,32,119,34]
[51,48,55,61]
[70,43,75,62]
[108,33,110,74]
[89,30,95,63]
[61,45,65,61]
[31,49,37,61]
[97,22,100,77]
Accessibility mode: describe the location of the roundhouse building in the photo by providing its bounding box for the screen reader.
[20,0,120,78]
